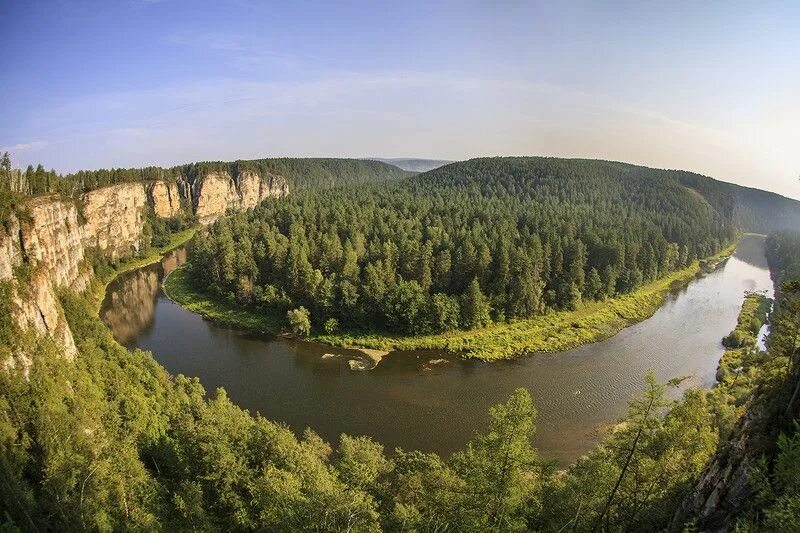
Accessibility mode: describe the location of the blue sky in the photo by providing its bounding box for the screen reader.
[1,0,798,197]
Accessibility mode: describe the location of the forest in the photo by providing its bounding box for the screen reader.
[1,229,799,531]
[3,154,800,530]
[0,152,410,198]
[187,157,734,336]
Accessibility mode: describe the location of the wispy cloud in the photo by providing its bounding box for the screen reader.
[6,69,799,199]
[1,140,49,153]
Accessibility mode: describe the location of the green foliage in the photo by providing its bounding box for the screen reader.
[539,372,718,532]
[323,317,339,335]
[286,306,311,336]
[187,157,735,339]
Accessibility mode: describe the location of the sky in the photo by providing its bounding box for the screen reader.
[1,0,799,197]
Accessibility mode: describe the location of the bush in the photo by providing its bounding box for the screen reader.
[722,329,746,348]
[287,307,311,336]
[323,318,339,335]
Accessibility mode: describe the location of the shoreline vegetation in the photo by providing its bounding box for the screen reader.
[715,290,772,395]
[90,226,197,311]
[163,241,737,361]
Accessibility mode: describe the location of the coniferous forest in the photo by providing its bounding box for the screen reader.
[2,155,800,531]
[1,228,799,531]
[4,2,800,530]
[188,158,733,335]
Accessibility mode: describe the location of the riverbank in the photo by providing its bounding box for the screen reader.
[90,227,197,312]
[715,291,772,394]
[163,266,283,334]
[163,242,737,361]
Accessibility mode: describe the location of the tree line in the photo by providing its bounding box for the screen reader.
[189,157,733,335]
[4,230,799,530]
[0,152,410,198]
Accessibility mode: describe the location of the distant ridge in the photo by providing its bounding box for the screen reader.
[369,158,453,173]
[410,156,800,235]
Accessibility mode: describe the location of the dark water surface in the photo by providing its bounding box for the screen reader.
[101,235,772,463]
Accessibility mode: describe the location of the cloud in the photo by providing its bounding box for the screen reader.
[1,140,48,153]
[7,69,799,198]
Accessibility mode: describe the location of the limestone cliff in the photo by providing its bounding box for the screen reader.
[2,169,287,365]
[147,180,182,218]
[238,170,288,210]
[192,171,239,224]
[0,203,81,362]
[0,212,22,281]
[9,270,77,361]
[20,196,91,291]
[82,183,148,261]
[192,171,287,223]
[0,187,143,364]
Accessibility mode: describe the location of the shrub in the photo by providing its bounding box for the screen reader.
[287,307,311,336]
[323,318,339,335]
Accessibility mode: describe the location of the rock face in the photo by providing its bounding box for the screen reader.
[670,398,769,532]
[238,170,288,210]
[20,196,91,291]
[192,171,288,224]
[0,197,90,363]
[192,171,239,224]
[2,169,287,367]
[0,212,22,281]
[10,270,77,360]
[147,180,182,218]
[82,183,148,261]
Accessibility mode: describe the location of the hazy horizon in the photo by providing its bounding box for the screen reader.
[2,1,798,198]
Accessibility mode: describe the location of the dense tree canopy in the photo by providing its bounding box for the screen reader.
[0,156,411,198]
[189,157,734,334]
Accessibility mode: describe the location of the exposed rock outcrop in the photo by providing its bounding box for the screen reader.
[9,270,77,360]
[670,398,770,532]
[0,198,87,363]
[2,169,287,367]
[147,180,182,218]
[238,170,288,210]
[192,171,239,224]
[82,182,147,261]
[0,212,22,280]
[192,171,287,224]
[20,196,91,291]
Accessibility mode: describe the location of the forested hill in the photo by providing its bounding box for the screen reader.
[4,157,411,197]
[178,158,413,190]
[191,156,734,336]
[560,158,800,234]
[370,158,453,172]
[396,157,800,234]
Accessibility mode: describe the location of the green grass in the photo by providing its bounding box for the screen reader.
[314,244,737,360]
[163,267,283,334]
[165,243,737,360]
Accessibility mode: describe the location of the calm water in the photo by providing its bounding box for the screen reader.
[101,235,773,463]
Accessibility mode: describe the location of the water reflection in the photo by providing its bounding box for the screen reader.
[101,248,187,345]
[100,235,773,464]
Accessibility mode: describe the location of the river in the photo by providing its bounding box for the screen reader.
[100,234,773,464]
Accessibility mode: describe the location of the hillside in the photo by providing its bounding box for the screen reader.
[370,157,453,172]
[7,157,410,199]
[189,156,734,343]
[178,158,412,190]
[584,159,800,234]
